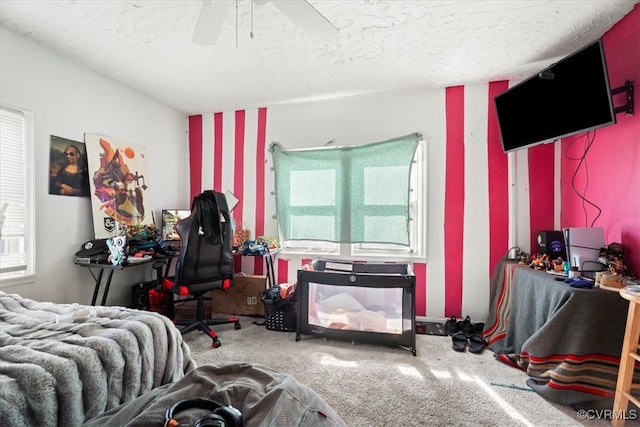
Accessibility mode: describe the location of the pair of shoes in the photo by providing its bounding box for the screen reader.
[456,315,486,336]
[451,332,487,353]
[446,315,486,339]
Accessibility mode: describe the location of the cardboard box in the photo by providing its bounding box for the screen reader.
[211,274,268,317]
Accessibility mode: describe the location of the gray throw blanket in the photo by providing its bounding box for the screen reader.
[0,291,196,427]
[84,363,347,427]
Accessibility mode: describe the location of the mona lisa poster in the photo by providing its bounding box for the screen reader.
[49,135,90,197]
[84,133,154,239]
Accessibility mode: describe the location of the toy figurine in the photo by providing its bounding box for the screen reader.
[529,253,551,270]
[107,235,127,265]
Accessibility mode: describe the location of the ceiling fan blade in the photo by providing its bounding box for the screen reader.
[270,0,338,43]
[192,0,233,46]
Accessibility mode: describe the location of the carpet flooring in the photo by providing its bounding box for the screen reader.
[183,317,634,427]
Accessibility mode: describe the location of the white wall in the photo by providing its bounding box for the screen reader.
[0,28,190,306]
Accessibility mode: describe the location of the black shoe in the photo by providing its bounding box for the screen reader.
[474,322,485,335]
[445,316,461,335]
[458,315,475,337]
[468,334,487,354]
[452,332,467,352]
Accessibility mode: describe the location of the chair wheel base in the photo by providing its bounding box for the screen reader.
[211,338,222,348]
[234,322,241,330]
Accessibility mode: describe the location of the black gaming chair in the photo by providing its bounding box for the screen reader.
[160,190,241,348]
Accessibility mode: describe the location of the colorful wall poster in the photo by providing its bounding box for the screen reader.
[84,133,154,239]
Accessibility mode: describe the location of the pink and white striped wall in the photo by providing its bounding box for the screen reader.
[186,84,559,320]
[185,7,639,320]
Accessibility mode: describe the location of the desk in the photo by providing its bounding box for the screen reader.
[76,258,154,306]
[234,248,280,288]
[79,248,280,306]
[484,261,640,407]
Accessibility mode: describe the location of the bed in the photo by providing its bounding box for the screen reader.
[0,291,195,427]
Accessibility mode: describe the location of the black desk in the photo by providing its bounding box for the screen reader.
[78,248,280,306]
[76,258,154,306]
[484,261,640,407]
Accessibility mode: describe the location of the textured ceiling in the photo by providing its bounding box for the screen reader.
[1,0,637,114]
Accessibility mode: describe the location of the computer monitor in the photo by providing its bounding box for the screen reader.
[563,227,607,271]
[161,209,191,241]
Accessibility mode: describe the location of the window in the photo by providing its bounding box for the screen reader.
[271,134,427,261]
[0,106,35,285]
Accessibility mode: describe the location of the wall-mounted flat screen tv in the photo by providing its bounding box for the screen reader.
[495,38,616,153]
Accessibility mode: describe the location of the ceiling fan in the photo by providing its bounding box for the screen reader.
[192,0,338,45]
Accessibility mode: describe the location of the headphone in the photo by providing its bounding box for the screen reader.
[164,398,244,427]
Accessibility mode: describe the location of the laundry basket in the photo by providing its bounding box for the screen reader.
[263,298,297,332]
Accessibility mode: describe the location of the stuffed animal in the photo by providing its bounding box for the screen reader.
[107,235,127,265]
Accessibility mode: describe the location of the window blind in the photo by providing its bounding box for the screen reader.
[271,133,420,246]
[0,108,28,276]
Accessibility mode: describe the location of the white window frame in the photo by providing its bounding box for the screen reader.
[0,106,36,286]
[281,140,427,262]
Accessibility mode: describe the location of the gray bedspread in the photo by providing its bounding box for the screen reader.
[0,291,196,427]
